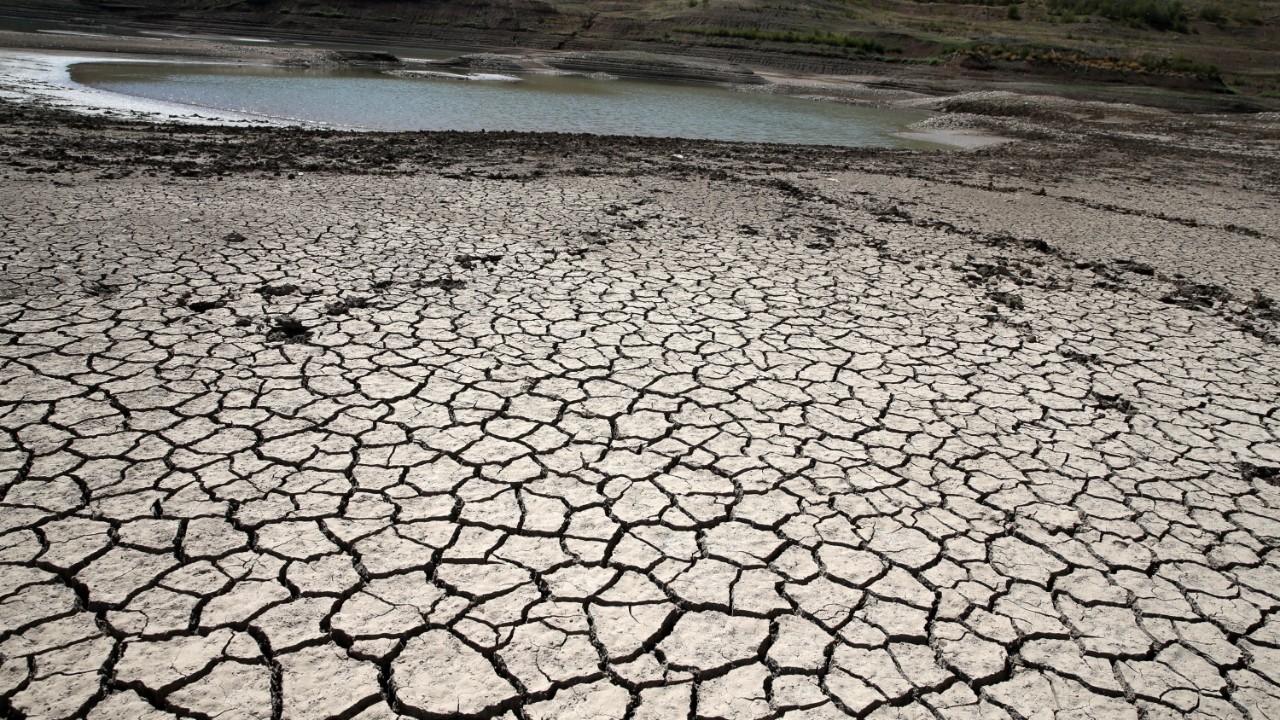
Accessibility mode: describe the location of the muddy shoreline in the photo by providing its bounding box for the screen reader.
[2,26,1278,284]
[0,33,1013,147]
[3,77,1278,309]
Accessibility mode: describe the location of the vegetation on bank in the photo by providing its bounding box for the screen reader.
[951,41,1220,77]
[306,7,348,19]
[1045,0,1189,31]
[1144,52,1221,76]
[667,24,1221,80]
[672,27,892,54]
[915,0,1265,29]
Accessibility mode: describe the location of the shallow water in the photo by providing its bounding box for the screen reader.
[70,61,941,147]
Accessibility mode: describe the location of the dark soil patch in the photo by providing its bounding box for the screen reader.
[1091,391,1136,415]
[188,298,226,312]
[989,291,1025,310]
[1240,462,1280,484]
[257,283,299,298]
[1114,259,1156,276]
[982,234,1055,255]
[456,254,503,269]
[83,279,121,297]
[1060,348,1100,365]
[266,315,310,343]
[419,276,468,291]
[325,295,369,315]
[1161,280,1230,309]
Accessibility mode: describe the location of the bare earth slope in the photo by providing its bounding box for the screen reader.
[1,101,1279,719]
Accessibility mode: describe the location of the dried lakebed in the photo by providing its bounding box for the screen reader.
[0,102,1279,720]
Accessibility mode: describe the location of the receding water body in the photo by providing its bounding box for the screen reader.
[70,61,943,147]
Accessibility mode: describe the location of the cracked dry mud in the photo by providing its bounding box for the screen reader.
[1,105,1280,720]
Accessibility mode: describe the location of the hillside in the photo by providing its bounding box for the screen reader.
[5,0,1279,96]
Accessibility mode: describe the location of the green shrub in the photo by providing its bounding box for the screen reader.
[1141,52,1219,75]
[1232,3,1261,24]
[1008,3,1023,19]
[1198,3,1225,22]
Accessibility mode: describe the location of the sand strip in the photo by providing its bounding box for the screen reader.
[0,49,287,125]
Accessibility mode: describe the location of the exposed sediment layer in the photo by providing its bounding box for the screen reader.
[541,51,767,85]
[1,91,1279,720]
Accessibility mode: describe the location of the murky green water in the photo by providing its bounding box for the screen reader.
[70,61,941,147]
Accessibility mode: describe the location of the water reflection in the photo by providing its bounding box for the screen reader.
[71,61,941,148]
